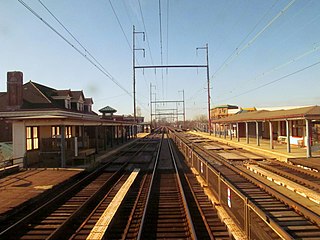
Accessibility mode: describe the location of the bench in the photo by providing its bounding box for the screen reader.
[72,148,96,166]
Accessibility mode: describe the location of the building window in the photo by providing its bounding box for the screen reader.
[26,126,39,150]
[65,99,71,109]
[52,126,60,138]
[66,126,72,138]
[51,126,72,138]
[77,102,84,111]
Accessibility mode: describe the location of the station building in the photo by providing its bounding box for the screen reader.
[0,71,143,168]
[211,106,320,158]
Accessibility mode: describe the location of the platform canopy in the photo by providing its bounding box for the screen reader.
[211,106,320,123]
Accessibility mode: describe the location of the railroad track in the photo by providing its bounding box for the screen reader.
[252,160,320,192]
[8,127,306,239]
[70,130,231,239]
[173,130,320,239]
[0,133,160,239]
[137,133,231,239]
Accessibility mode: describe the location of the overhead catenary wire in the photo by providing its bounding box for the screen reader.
[39,0,150,114]
[19,0,150,114]
[216,42,320,99]
[107,0,150,112]
[18,0,132,97]
[216,59,320,103]
[108,0,131,50]
[158,0,164,98]
[137,0,154,65]
[38,0,115,86]
[212,0,279,79]
[165,0,169,99]
[166,0,169,67]
[211,0,296,80]
[188,0,279,107]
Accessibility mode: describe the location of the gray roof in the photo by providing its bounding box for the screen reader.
[99,106,117,113]
[211,106,320,123]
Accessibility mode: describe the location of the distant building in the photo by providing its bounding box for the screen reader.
[99,106,144,123]
[0,72,96,142]
[237,107,256,114]
[211,105,320,158]
[210,105,239,119]
[0,71,143,168]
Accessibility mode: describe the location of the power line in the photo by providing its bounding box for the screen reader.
[211,0,296,80]
[188,1,279,107]
[158,0,164,98]
[165,0,170,99]
[217,59,320,103]
[212,0,279,79]
[38,0,115,86]
[109,0,131,50]
[137,0,154,65]
[216,42,320,100]
[108,0,150,111]
[18,0,132,97]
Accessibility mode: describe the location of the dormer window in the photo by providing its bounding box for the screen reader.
[77,102,84,111]
[65,99,71,109]
[84,98,93,113]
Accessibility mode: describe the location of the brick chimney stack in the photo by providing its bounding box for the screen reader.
[7,71,23,110]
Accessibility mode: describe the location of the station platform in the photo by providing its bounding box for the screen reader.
[189,131,320,163]
[0,133,151,219]
[0,168,82,217]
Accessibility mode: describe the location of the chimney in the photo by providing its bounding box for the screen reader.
[7,71,23,110]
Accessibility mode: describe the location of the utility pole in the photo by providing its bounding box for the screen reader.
[132,25,136,136]
[150,84,157,130]
[132,25,145,135]
[179,90,185,127]
[150,82,152,129]
[196,44,211,134]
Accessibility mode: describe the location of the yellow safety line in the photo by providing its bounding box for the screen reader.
[87,168,140,240]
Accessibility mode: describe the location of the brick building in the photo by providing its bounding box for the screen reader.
[0,71,139,167]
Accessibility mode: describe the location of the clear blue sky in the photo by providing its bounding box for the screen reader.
[1,0,320,120]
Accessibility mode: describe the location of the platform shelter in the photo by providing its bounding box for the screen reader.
[211,106,320,158]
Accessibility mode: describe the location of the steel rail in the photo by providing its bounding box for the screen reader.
[203,147,320,226]
[48,135,158,240]
[121,174,149,240]
[172,132,292,239]
[0,134,155,238]
[69,173,131,239]
[69,135,159,239]
[255,161,320,192]
[136,131,164,240]
[167,136,198,240]
[182,168,216,239]
[174,131,320,238]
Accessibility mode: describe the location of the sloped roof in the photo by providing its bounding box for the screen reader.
[30,81,57,98]
[0,80,96,115]
[56,89,71,97]
[99,106,117,113]
[71,91,85,101]
[212,104,238,109]
[85,98,93,105]
[23,82,52,104]
[212,106,320,123]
